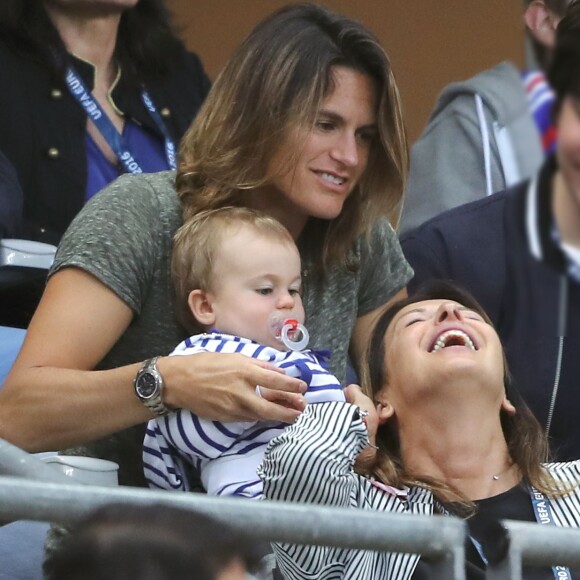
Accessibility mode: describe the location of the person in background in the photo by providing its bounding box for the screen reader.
[0,151,23,240]
[144,207,344,498]
[260,282,580,579]
[50,503,260,580]
[399,0,570,234]
[0,0,210,326]
[401,0,580,461]
[0,0,209,245]
[0,2,410,572]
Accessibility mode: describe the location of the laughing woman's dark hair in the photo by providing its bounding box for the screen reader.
[0,0,186,83]
[362,280,561,503]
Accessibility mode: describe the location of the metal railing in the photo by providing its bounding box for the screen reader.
[0,476,466,579]
[487,521,580,578]
[2,437,580,579]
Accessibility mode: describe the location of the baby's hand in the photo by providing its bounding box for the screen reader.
[344,384,379,474]
[344,384,379,438]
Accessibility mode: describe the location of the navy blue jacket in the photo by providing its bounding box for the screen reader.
[402,158,580,461]
[0,41,210,244]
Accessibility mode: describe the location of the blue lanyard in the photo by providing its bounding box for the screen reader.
[140,90,176,170]
[469,535,488,567]
[529,486,572,580]
[64,66,177,173]
[466,488,572,578]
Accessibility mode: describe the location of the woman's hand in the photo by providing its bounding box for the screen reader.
[159,352,307,424]
[344,384,379,473]
[0,268,308,453]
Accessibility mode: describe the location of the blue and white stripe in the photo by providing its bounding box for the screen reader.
[143,333,344,498]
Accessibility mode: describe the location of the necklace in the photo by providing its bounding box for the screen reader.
[492,462,515,481]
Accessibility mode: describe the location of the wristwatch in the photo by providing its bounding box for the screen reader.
[134,357,172,416]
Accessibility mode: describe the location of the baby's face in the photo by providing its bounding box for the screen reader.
[204,226,305,349]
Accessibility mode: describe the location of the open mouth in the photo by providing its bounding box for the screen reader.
[317,171,346,186]
[429,329,477,352]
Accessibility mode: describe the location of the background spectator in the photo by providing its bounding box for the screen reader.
[0,0,210,328]
[399,0,570,234]
[0,0,210,245]
[49,503,260,580]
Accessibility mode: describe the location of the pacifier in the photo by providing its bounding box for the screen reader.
[270,314,310,351]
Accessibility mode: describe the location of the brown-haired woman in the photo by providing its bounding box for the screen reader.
[0,3,410,491]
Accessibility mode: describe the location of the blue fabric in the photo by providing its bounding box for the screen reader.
[85,121,169,201]
[0,521,48,580]
[522,70,557,155]
[0,325,26,387]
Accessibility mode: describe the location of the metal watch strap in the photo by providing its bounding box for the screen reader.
[134,357,171,416]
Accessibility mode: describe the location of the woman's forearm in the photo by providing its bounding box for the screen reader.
[0,351,308,452]
[0,363,147,451]
[0,268,307,453]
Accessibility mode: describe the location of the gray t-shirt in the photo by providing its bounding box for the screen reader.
[50,170,412,486]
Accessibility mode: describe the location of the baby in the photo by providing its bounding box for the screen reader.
[143,207,344,498]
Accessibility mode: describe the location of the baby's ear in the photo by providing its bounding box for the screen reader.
[187,289,215,327]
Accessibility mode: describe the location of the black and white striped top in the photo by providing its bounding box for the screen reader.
[259,402,580,580]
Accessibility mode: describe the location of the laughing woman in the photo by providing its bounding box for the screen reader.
[260,281,580,579]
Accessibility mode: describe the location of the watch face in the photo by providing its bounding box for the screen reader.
[137,372,157,399]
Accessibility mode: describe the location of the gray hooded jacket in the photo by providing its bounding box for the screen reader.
[399,61,544,234]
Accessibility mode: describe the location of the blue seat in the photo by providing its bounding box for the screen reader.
[0,520,48,580]
[0,325,25,388]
